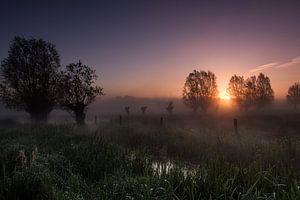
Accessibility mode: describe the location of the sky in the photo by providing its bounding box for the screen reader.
[1,0,300,99]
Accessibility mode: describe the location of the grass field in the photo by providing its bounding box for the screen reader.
[1,113,300,199]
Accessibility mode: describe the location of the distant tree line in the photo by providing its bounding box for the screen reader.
[182,69,299,112]
[0,36,103,126]
[0,37,299,125]
[227,73,274,111]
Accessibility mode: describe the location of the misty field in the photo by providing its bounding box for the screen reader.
[1,113,300,199]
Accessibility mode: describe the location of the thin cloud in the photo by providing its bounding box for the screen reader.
[276,56,300,68]
[249,56,300,73]
[249,62,278,73]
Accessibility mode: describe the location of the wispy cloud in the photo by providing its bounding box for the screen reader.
[249,56,300,73]
[249,62,278,73]
[276,56,300,68]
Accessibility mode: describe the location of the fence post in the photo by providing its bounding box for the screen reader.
[233,118,238,135]
[94,115,97,124]
[119,115,122,126]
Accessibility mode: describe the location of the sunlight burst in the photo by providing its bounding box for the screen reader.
[219,91,231,101]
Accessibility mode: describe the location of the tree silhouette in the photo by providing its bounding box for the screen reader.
[255,73,274,109]
[125,106,130,115]
[59,61,103,126]
[243,76,257,110]
[166,101,174,115]
[0,36,61,122]
[183,70,218,113]
[227,75,246,110]
[227,73,273,111]
[287,82,300,110]
[141,106,147,114]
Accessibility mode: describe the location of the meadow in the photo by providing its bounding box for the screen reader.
[1,113,300,199]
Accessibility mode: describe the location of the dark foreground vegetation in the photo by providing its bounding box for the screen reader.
[1,114,300,199]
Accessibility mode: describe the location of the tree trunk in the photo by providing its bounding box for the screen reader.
[75,111,86,127]
[29,112,49,123]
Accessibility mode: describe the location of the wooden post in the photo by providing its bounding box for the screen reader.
[119,115,122,126]
[160,117,163,126]
[233,118,238,135]
[94,115,97,124]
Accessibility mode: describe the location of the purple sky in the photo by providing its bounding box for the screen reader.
[1,0,300,99]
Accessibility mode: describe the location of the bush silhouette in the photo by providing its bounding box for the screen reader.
[125,106,130,115]
[166,101,174,115]
[141,106,147,114]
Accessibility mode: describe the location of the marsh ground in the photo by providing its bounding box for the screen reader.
[1,113,300,199]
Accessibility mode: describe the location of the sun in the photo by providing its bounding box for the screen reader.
[219,91,231,101]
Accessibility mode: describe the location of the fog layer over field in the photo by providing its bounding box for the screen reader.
[0,96,296,124]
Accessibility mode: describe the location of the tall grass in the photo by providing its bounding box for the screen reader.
[98,115,300,169]
[0,114,300,199]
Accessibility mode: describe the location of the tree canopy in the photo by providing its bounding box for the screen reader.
[255,73,274,109]
[0,36,61,122]
[227,75,246,110]
[227,73,274,111]
[58,61,103,126]
[183,70,218,112]
[287,82,300,110]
